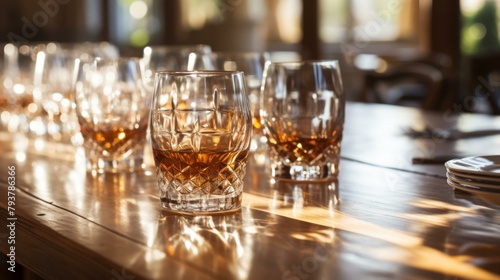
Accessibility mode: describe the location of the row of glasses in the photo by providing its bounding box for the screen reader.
[2,42,47,134]
[141,46,345,214]
[10,42,345,215]
[147,61,345,214]
[38,42,120,144]
[69,44,223,173]
[69,47,260,212]
[0,41,119,140]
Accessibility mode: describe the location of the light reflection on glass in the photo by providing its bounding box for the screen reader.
[64,166,87,211]
[34,137,46,151]
[13,134,29,153]
[252,149,267,166]
[15,151,26,163]
[268,179,340,214]
[153,212,254,279]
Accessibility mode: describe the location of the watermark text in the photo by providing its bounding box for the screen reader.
[6,165,17,273]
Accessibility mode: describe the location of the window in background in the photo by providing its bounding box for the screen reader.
[177,0,298,51]
[320,0,419,44]
[107,0,420,53]
[461,0,500,56]
[180,0,220,31]
[109,0,163,48]
[84,0,103,40]
[318,0,423,105]
[273,0,302,44]
[319,0,349,43]
[178,0,300,43]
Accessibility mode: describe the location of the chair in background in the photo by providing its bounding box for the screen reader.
[468,53,500,115]
[356,53,452,111]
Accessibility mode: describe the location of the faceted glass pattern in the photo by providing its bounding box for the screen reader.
[260,60,345,181]
[150,71,252,214]
[73,57,150,173]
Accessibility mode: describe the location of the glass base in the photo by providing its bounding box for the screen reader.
[86,157,146,174]
[271,162,339,182]
[160,192,242,215]
[85,143,146,174]
[270,178,340,209]
[85,146,145,174]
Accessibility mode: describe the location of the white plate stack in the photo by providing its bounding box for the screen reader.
[445,155,500,204]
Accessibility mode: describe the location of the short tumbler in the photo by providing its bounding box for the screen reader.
[150,71,253,214]
[73,57,150,173]
[260,60,345,181]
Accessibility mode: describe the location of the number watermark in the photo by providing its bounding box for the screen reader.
[6,165,17,273]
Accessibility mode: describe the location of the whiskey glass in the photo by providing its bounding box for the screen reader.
[260,60,345,181]
[150,71,252,214]
[73,57,150,173]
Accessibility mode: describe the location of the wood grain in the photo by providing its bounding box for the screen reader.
[1,102,500,279]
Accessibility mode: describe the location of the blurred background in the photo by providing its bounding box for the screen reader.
[2,0,500,114]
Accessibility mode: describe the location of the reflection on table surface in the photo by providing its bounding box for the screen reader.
[1,102,500,279]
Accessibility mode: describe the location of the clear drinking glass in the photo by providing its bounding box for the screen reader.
[2,42,51,134]
[210,52,270,152]
[73,57,150,173]
[260,60,345,181]
[150,71,253,214]
[33,49,78,142]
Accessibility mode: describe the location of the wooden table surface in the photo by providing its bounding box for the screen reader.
[1,102,500,280]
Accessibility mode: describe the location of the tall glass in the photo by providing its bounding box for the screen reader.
[150,71,252,214]
[73,57,150,173]
[260,60,345,181]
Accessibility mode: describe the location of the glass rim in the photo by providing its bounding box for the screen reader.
[94,56,142,63]
[143,44,211,50]
[154,70,245,77]
[4,41,58,47]
[73,56,143,69]
[267,59,340,67]
[211,51,271,58]
[143,44,212,55]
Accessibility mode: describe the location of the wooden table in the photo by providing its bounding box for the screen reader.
[1,102,500,280]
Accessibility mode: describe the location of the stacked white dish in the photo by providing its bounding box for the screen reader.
[445,155,500,204]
